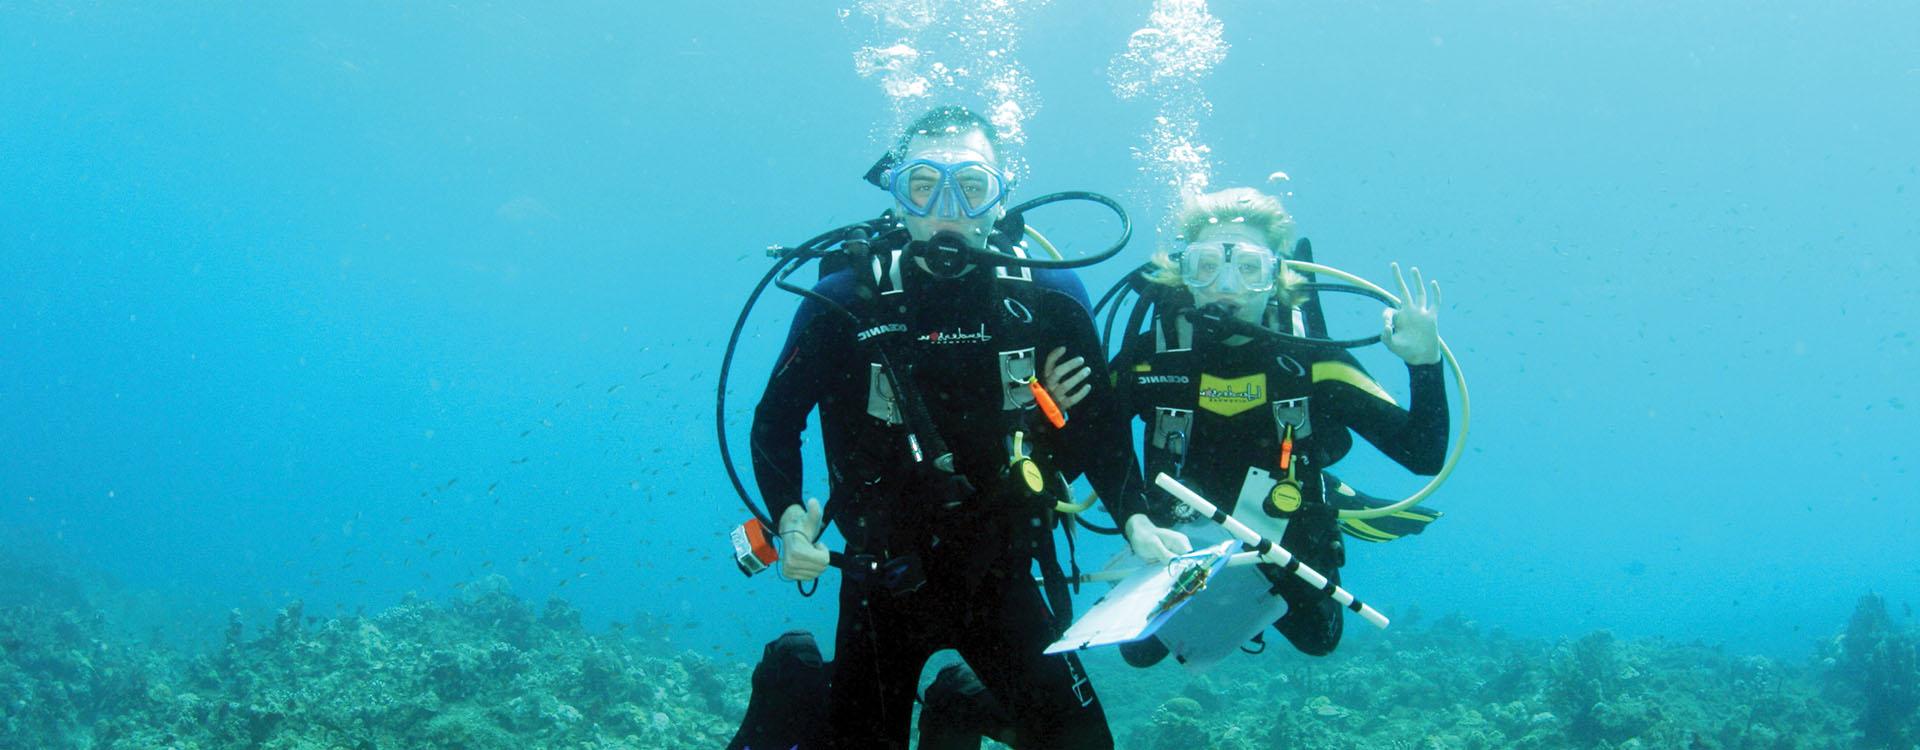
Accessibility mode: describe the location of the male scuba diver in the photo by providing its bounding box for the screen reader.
[734,105,1170,750]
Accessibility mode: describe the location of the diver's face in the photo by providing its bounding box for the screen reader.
[896,130,1003,249]
[1186,223,1278,325]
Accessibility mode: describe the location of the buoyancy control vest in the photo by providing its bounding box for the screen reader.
[1122,303,1340,541]
[827,237,1084,603]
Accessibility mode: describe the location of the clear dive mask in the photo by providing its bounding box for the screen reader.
[1178,240,1280,293]
[882,158,1008,220]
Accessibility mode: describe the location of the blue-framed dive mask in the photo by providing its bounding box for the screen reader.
[881,158,1008,220]
[1178,240,1280,293]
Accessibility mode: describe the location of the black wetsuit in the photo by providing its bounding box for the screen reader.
[1113,309,1448,655]
[749,242,1143,749]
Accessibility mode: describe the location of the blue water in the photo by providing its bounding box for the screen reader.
[3,1,1915,667]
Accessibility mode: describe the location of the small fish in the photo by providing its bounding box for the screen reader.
[520,430,532,438]
[607,384,624,394]
[512,457,528,464]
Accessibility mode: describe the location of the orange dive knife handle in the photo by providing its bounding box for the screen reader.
[1028,377,1067,428]
[1278,426,1295,472]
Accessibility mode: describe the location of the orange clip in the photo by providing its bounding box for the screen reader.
[1278,426,1295,471]
[731,517,780,577]
[1028,377,1067,428]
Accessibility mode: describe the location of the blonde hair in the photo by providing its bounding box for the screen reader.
[1145,187,1307,306]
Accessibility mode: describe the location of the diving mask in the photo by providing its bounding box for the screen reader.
[882,158,1008,220]
[1178,240,1280,293]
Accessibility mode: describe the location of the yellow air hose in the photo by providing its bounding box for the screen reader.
[1020,226,1106,516]
[1285,260,1471,520]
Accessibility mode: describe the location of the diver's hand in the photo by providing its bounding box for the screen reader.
[1124,514,1192,565]
[1382,262,1442,366]
[777,498,830,582]
[1041,346,1093,412]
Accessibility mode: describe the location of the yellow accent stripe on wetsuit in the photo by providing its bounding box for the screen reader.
[1311,361,1397,406]
[1342,518,1396,542]
[1343,510,1442,542]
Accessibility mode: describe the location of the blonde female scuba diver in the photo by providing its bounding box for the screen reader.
[1063,186,1450,668]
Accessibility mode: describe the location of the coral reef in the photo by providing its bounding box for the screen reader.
[1091,613,1863,750]
[0,558,1905,750]
[1823,593,1920,747]
[1,575,748,750]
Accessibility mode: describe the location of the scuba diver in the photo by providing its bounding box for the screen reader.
[1089,185,1450,667]
[731,105,1177,750]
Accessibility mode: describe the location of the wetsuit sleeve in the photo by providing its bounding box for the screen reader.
[1039,292,1145,522]
[1313,352,1449,475]
[749,296,838,524]
[1033,267,1094,313]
